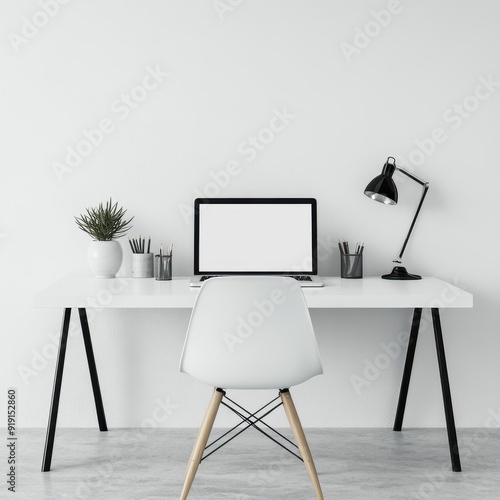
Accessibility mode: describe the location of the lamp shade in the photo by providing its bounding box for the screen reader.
[364,158,398,205]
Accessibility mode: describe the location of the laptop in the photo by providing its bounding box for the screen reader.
[190,198,324,287]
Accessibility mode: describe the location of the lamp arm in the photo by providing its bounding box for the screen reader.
[395,166,428,187]
[393,167,430,264]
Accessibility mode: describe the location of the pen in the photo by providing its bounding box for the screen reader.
[147,237,151,254]
[343,240,349,255]
[338,239,345,255]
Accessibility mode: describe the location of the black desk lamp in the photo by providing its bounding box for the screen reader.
[364,156,429,280]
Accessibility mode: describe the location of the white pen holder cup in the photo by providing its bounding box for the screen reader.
[132,253,154,278]
[155,255,172,280]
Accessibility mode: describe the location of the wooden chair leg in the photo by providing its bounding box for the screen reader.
[180,388,223,500]
[280,389,324,500]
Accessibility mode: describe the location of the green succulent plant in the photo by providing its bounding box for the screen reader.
[75,198,134,241]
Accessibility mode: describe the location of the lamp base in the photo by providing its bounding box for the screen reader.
[382,266,421,280]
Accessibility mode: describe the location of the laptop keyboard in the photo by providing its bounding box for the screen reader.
[200,275,313,282]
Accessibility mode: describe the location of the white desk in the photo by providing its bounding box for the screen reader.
[34,276,472,309]
[35,276,473,472]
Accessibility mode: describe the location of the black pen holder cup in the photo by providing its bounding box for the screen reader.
[132,253,154,278]
[341,254,363,279]
[155,255,172,280]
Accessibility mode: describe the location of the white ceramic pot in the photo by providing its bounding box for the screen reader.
[87,240,123,278]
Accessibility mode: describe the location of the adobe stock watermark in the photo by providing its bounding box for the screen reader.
[350,278,467,395]
[246,453,291,493]
[178,106,295,223]
[396,75,500,171]
[18,278,129,385]
[213,0,244,21]
[410,406,500,499]
[236,107,295,162]
[7,0,72,54]
[52,65,168,182]
[340,0,411,63]
[223,288,287,353]
[61,395,178,500]
[350,331,409,395]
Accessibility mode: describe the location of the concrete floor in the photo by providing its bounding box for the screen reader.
[9,428,500,499]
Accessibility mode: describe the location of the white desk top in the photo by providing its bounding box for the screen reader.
[34,276,473,309]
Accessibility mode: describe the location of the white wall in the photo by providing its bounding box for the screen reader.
[1,0,499,429]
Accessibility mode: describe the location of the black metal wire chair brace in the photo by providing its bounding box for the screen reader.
[201,390,303,462]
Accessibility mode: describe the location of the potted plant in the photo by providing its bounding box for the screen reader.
[75,198,134,278]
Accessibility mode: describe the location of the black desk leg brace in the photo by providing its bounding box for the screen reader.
[78,308,108,432]
[432,308,461,472]
[393,307,461,472]
[41,308,71,472]
[393,308,422,432]
[41,308,107,472]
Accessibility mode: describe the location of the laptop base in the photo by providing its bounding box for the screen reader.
[189,275,324,287]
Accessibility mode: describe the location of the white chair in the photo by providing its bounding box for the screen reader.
[179,277,324,499]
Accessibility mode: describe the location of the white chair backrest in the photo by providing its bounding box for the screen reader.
[180,277,323,390]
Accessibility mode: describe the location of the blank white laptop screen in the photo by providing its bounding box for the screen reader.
[195,199,316,274]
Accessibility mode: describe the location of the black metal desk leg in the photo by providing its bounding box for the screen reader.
[393,308,422,431]
[432,308,461,472]
[79,308,108,431]
[42,308,71,472]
